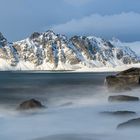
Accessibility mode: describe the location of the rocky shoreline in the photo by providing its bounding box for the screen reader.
[103,67,140,129]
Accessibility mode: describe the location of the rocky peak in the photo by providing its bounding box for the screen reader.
[0,32,7,47]
[29,32,41,40]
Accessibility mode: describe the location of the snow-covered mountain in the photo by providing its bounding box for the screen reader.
[111,38,140,56]
[0,31,139,71]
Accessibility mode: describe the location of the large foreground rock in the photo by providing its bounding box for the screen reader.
[105,68,140,92]
[105,75,139,91]
[117,118,140,129]
[18,99,45,110]
[108,95,139,102]
[117,67,140,76]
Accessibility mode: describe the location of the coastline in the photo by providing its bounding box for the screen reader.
[0,63,139,73]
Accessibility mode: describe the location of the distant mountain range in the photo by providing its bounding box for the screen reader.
[0,31,139,71]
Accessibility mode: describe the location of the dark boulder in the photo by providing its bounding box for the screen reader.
[101,111,136,116]
[117,67,140,76]
[117,118,140,129]
[106,75,139,86]
[105,68,140,92]
[105,75,135,91]
[18,99,45,110]
[108,95,139,102]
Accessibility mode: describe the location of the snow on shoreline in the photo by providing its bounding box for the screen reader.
[0,60,140,73]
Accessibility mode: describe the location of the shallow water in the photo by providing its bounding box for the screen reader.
[0,72,140,140]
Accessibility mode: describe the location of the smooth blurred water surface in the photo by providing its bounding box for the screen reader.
[0,71,140,140]
[0,71,110,106]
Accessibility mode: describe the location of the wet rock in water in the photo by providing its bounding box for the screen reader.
[117,67,140,76]
[101,111,136,116]
[105,67,140,92]
[108,95,139,102]
[105,75,138,92]
[117,118,140,129]
[60,102,73,107]
[18,99,45,110]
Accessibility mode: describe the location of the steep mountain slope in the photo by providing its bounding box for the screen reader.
[111,38,140,56]
[0,31,139,71]
[0,33,18,67]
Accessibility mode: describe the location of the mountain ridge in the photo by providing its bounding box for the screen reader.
[0,31,139,71]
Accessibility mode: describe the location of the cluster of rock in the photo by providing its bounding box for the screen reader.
[101,95,140,129]
[105,67,140,92]
[104,68,140,129]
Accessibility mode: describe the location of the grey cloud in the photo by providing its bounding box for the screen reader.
[0,0,140,41]
[51,12,140,41]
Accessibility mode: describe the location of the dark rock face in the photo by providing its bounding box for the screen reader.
[30,32,41,40]
[105,68,140,92]
[117,118,140,129]
[116,49,123,60]
[0,32,7,46]
[0,33,18,66]
[122,56,132,64]
[108,95,139,102]
[18,99,45,110]
[101,111,136,116]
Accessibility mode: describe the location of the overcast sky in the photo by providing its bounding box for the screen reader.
[0,0,140,42]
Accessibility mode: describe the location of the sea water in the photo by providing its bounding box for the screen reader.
[0,71,140,140]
